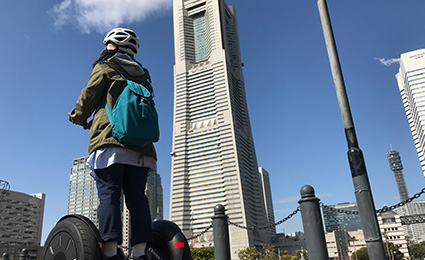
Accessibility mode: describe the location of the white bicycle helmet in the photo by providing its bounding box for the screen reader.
[103,28,139,55]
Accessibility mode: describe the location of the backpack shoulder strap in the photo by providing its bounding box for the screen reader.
[102,72,130,126]
[103,93,115,127]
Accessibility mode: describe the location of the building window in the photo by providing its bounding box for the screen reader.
[193,13,208,63]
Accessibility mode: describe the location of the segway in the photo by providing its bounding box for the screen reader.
[41,215,191,260]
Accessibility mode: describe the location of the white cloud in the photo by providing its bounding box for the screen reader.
[51,0,73,30]
[50,0,172,34]
[375,57,400,67]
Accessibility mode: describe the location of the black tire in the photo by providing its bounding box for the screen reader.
[41,216,102,260]
[146,220,191,260]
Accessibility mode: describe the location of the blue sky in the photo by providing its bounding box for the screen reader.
[1,0,425,243]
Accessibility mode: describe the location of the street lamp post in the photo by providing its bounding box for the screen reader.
[315,0,387,259]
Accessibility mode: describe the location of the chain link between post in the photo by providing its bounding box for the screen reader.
[189,224,213,241]
[227,207,300,231]
[321,187,425,215]
[188,187,425,239]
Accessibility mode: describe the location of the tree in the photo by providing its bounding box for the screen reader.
[351,243,404,260]
[237,246,262,260]
[190,245,214,260]
[292,250,308,260]
[280,254,296,260]
[409,241,425,259]
[384,242,404,260]
[262,244,279,260]
[351,247,369,260]
[237,244,298,260]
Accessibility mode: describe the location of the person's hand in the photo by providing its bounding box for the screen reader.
[68,109,91,129]
[68,109,76,124]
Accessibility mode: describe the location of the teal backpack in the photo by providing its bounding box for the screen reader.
[104,72,159,147]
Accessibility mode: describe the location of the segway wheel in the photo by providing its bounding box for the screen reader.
[42,216,102,260]
[146,220,191,260]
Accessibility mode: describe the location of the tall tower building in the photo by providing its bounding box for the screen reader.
[387,149,409,202]
[396,49,425,176]
[170,0,270,255]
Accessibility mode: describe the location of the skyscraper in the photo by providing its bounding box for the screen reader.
[170,0,271,256]
[396,49,425,176]
[68,156,99,226]
[259,167,276,237]
[146,171,164,220]
[387,149,409,202]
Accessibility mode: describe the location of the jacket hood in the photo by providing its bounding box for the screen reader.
[108,53,145,77]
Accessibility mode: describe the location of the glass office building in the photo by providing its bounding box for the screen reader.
[68,157,99,226]
[323,202,362,232]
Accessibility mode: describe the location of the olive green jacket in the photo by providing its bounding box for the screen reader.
[69,58,157,159]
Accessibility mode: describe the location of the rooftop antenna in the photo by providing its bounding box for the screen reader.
[0,180,10,201]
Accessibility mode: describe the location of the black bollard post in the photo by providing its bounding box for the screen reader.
[19,249,29,260]
[212,204,231,260]
[1,253,10,260]
[298,185,329,260]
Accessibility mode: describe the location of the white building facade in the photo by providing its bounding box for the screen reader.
[397,201,425,243]
[396,49,425,176]
[170,0,270,257]
[378,211,410,259]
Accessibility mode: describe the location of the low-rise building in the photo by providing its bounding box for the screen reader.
[378,210,410,259]
[326,229,364,260]
[325,210,410,259]
[272,232,306,255]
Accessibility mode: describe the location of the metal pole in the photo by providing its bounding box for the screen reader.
[18,249,29,260]
[1,253,10,260]
[212,204,231,260]
[298,185,329,260]
[315,0,387,259]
